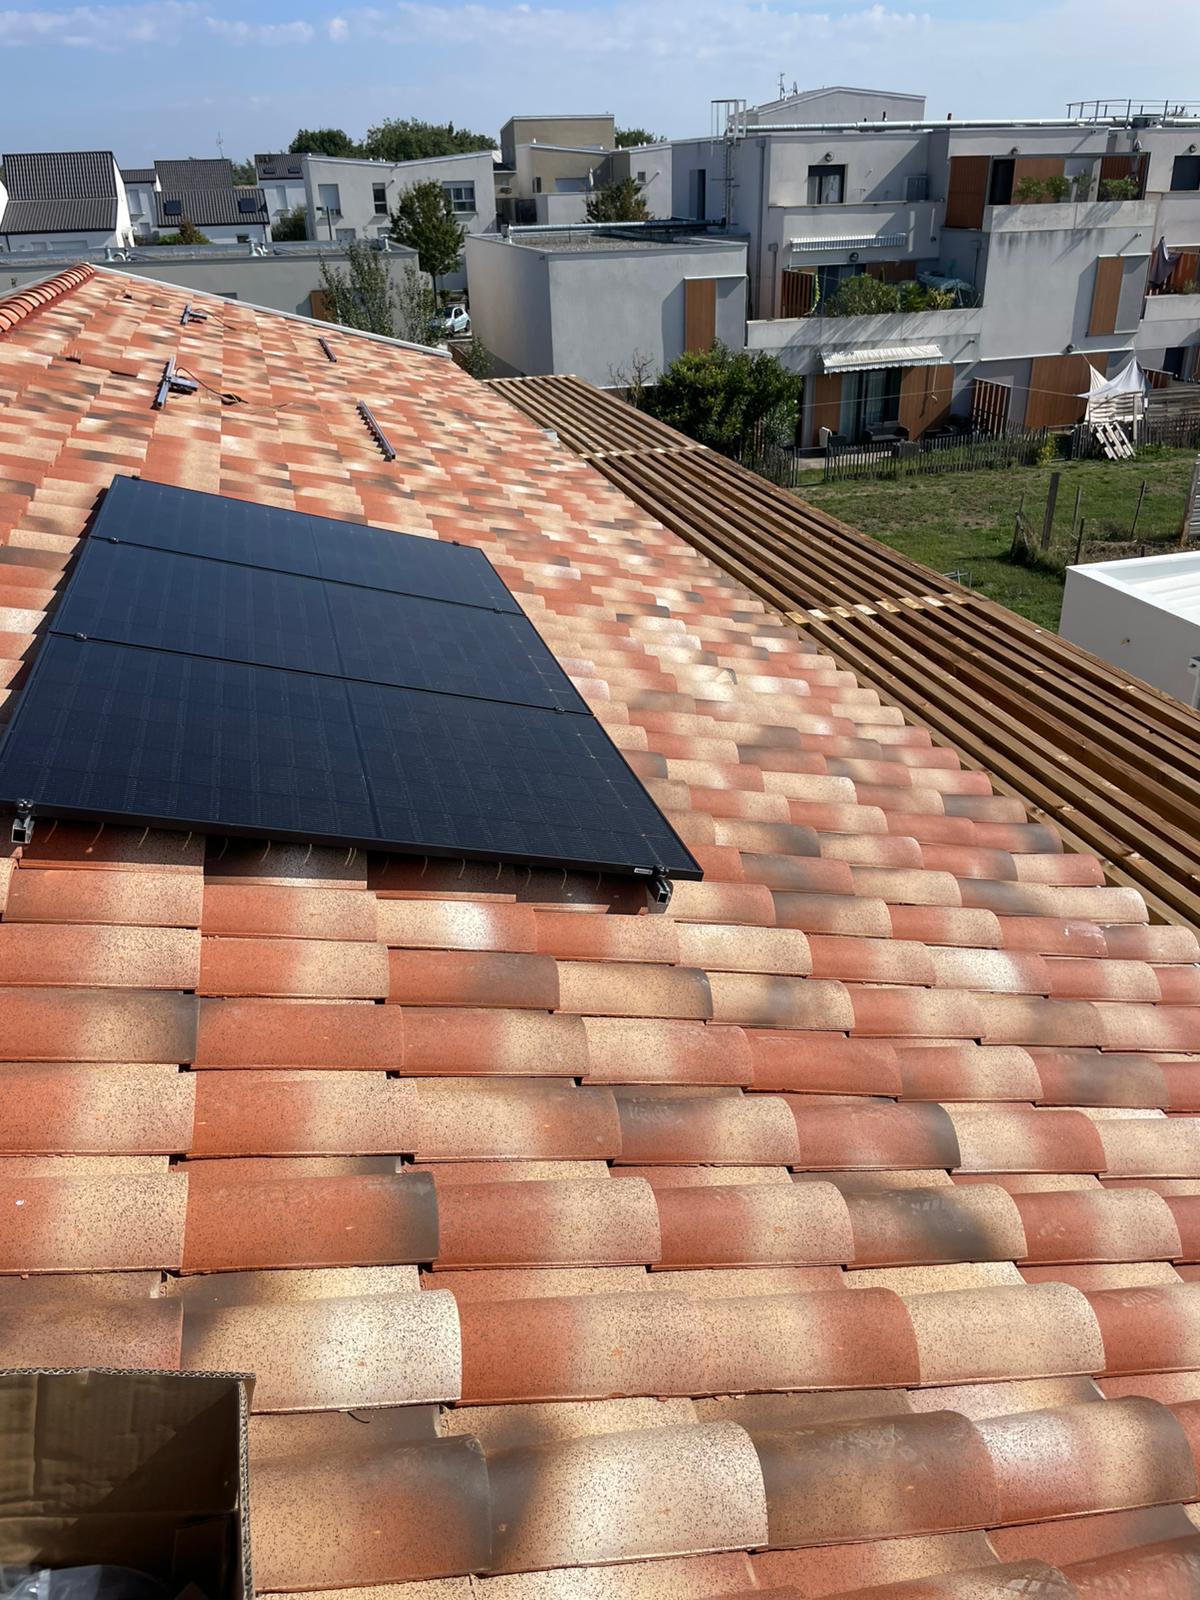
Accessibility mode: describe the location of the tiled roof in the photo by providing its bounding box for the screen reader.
[152,158,269,229]
[120,167,156,185]
[2,149,118,198]
[0,196,119,234]
[154,157,237,192]
[1,265,1200,1600]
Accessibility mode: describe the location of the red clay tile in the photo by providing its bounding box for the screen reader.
[664,881,776,926]
[181,1170,437,1271]
[976,994,1105,1047]
[896,1044,1041,1102]
[582,1017,752,1085]
[994,915,1108,956]
[434,1176,661,1268]
[0,986,198,1063]
[249,1423,489,1589]
[1093,1116,1200,1178]
[403,1006,588,1076]
[5,865,202,926]
[486,1422,768,1572]
[903,1282,1104,1385]
[614,1088,800,1165]
[751,1409,998,1547]
[201,935,388,998]
[1096,1002,1200,1052]
[0,1063,193,1153]
[1043,956,1161,1003]
[654,1180,853,1268]
[388,949,559,1008]
[1086,1283,1200,1373]
[201,882,377,940]
[0,1171,185,1270]
[675,923,812,975]
[412,1079,621,1161]
[749,1534,998,1597]
[974,1395,1196,1522]
[845,1184,1025,1267]
[807,935,935,985]
[190,1069,414,1155]
[746,1031,902,1095]
[987,1503,1196,1567]
[848,986,983,1039]
[1014,1188,1181,1265]
[1103,924,1200,962]
[772,891,893,938]
[0,1297,182,1371]
[1030,1048,1170,1109]
[786,1100,961,1172]
[946,1106,1106,1174]
[457,1284,919,1401]
[1059,1536,1200,1597]
[557,960,712,1018]
[0,923,200,989]
[181,1287,460,1410]
[532,911,678,963]
[194,997,404,1067]
[707,972,852,1029]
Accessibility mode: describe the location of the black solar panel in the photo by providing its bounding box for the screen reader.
[163,199,182,216]
[0,477,700,880]
[237,196,262,214]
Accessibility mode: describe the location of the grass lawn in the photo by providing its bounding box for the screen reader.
[799,449,1197,630]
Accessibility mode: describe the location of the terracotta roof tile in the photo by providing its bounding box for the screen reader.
[181,1170,437,1271]
[785,1101,961,1172]
[413,1080,621,1161]
[194,997,404,1068]
[390,950,561,1009]
[746,1032,902,1095]
[614,1088,800,1165]
[748,1534,998,1596]
[944,1107,1107,1173]
[200,934,389,998]
[434,1178,661,1268]
[182,1288,461,1410]
[5,865,203,926]
[0,1170,185,1270]
[653,1181,853,1268]
[202,883,378,941]
[0,1062,193,1154]
[471,1553,756,1600]
[486,1422,768,1571]
[902,1282,1104,1385]
[1013,1188,1182,1265]
[1086,1283,1200,1374]
[844,1185,1025,1268]
[0,1296,182,1370]
[0,923,200,988]
[896,1045,1041,1103]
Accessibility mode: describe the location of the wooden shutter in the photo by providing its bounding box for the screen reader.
[971,378,1012,435]
[1012,156,1066,194]
[780,269,816,318]
[808,373,843,444]
[308,289,334,321]
[945,156,990,229]
[1169,249,1199,292]
[1088,257,1123,335]
[1025,354,1098,429]
[1100,152,1147,195]
[684,278,717,352]
[880,259,917,283]
[897,364,954,437]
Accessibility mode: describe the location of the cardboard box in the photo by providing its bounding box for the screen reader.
[0,1370,253,1600]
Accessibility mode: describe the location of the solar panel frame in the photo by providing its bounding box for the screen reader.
[0,477,702,880]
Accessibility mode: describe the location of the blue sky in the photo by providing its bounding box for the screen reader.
[1,0,1196,164]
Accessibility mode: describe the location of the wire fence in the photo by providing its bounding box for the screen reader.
[822,429,1052,483]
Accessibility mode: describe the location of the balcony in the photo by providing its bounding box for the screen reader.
[984,198,1158,235]
[747,304,983,375]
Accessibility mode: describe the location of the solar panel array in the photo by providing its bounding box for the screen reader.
[0,477,701,879]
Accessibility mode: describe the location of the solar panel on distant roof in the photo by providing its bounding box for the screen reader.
[0,477,700,881]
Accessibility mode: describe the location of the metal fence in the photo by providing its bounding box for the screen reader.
[823,429,1052,483]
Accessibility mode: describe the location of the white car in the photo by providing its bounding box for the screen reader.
[432,304,471,338]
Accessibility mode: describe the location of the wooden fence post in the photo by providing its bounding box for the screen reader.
[1040,471,1061,551]
[1129,479,1147,539]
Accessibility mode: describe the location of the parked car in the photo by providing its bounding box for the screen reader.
[430,304,471,338]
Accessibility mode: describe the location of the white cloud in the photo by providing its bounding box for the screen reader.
[327,13,348,37]
[0,1,200,49]
[205,13,314,42]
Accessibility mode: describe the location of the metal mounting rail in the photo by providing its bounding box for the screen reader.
[356,399,396,460]
[318,337,337,363]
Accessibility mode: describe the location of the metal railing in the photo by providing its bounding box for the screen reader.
[824,429,1050,482]
[1067,98,1200,122]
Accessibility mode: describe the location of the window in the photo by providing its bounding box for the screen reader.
[554,177,586,194]
[317,183,341,216]
[235,234,250,244]
[690,168,706,219]
[1172,155,1200,192]
[988,158,1015,206]
[532,177,543,195]
[335,227,356,242]
[373,182,388,215]
[442,181,476,214]
[841,367,903,442]
[807,164,846,205]
[636,170,647,184]
[163,199,182,217]
[0,475,700,883]
[237,196,262,215]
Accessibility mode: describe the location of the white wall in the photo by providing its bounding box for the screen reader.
[464,235,555,376]
[1061,553,1200,703]
[303,152,498,243]
[746,88,926,126]
[746,305,981,375]
[1,229,117,255]
[534,192,588,225]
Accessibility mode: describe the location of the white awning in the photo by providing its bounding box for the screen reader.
[822,343,944,374]
[790,232,907,252]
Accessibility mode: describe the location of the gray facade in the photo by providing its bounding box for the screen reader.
[466,228,747,386]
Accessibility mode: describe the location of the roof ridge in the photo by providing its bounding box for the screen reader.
[0,262,96,338]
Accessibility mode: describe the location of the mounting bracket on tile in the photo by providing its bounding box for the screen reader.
[648,870,674,908]
[153,357,200,410]
[11,806,34,846]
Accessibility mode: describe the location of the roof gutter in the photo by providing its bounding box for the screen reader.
[733,115,1200,133]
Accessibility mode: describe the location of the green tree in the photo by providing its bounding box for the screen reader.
[156,217,210,245]
[614,127,662,148]
[389,180,465,298]
[271,204,309,242]
[363,118,494,162]
[585,177,650,223]
[640,343,803,457]
[289,127,361,157]
[230,157,257,185]
[451,336,492,379]
[318,246,436,343]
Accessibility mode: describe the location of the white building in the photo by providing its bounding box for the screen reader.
[670,93,1200,443]
[254,154,308,231]
[466,225,747,386]
[0,150,132,253]
[1061,546,1200,703]
[120,168,157,243]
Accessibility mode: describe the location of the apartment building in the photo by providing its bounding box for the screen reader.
[597,143,674,219]
[153,158,271,245]
[466,224,747,384]
[495,114,615,224]
[254,153,308,228]
[671,92,1200,444]
[0,150,132,252]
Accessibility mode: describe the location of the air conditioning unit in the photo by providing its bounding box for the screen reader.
[905,173,929,202]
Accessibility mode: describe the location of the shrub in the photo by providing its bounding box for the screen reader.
[1043,175,1071,202]
[1099,176,1139,200]
[1014,176,1048,203]
[640,342,803,457]
[830,274,901,316]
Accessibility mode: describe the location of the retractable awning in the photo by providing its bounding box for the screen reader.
[822,343,944,374]
[790,233,907,251]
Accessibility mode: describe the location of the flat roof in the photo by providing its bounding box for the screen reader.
[1070,548,1200,625]
[510,229,747,255]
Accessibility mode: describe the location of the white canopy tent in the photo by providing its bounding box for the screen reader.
[1080,356,1147,420]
